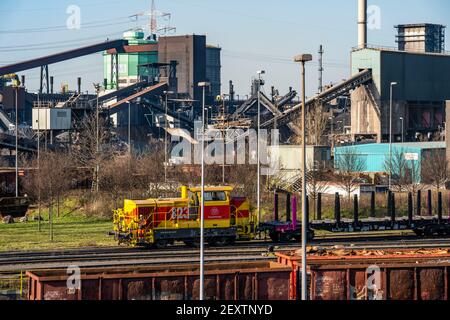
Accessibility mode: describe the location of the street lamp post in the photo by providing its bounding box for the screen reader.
[389,82,398,191]
[163,91,174,182]
[329,116,334,137]
[294,53,312,301]
[93,83,101,193]
[36,92,41,232]
[15,86,18,198]
[256,70,265,227]
[198,81,210,301]
[400,117,404,143]
[127,101,131,154]
[219,94,229,185]
[208,106,213,125]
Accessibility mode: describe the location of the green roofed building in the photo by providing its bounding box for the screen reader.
[103,30,159,90]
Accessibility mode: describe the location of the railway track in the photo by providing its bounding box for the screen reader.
[1,234,450,272]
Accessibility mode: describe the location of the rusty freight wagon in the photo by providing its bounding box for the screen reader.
[26,262,292,300]
[277,248,450,300]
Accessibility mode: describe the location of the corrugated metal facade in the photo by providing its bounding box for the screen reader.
[269,145,331,170]
[351,48,450,139]
[351,48,450,102]
[334,142,445,173]
[158,35,206,104]
[206,45,221,98]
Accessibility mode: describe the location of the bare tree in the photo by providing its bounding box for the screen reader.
[334,148,366,200]
[71,113,119,191]
[306,101,328,146]
[421,149,449,191]
[384,148,423,194]
[306,160,330,219]
[406,157,423,195]
[383,148,409,192]
[291,101,328,146]
[52,151,74,217]
[228,163,259,202]
[21,150,73,239]
[99,154,136,209]
[135,141,169,198]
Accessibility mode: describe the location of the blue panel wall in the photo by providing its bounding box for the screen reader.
[334,142,445,176]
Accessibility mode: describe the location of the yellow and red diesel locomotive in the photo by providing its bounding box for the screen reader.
[112,186,257,247]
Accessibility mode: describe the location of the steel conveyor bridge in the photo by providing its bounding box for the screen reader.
[262,69,373,129]
[0,39,128,75]
[231,90,298,120]
[106,82,194,131]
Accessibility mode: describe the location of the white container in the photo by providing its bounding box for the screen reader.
[32,108,72,131]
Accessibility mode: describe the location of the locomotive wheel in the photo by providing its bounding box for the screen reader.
[211,237,229,247]
[279,233,293,243]
[154,240,169,249]
[184,240,200,248]
[294,231,315,241]
[269,232,280,243]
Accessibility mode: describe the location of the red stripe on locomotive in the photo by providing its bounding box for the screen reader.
[205,205,230,220]
[231,197,250,218]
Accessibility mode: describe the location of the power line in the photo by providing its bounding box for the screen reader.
[222,51,349,69]
[0,32,125,52]
[170,0,354,32]
[0,16,138,34]
[0,0,134,13]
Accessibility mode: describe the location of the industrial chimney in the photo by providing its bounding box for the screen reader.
[358,0,367,48]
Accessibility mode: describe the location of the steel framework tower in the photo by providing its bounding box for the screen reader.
[318,45,324,94]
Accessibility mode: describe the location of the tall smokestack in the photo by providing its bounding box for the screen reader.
[358,0,367,48]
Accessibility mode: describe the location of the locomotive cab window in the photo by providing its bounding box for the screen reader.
[188,191,199,207]
[203,191,227,202]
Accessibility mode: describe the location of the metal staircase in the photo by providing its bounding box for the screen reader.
[270,171,302,194]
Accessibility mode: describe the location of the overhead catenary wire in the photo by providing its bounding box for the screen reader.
[222,51,349,69]
[0,32,127,50]
[0,15,144,34]
[169,0,354,33]
[0,0,132,13]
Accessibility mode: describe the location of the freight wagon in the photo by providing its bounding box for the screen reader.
[25,250,450,300]
[260,191,450,242]
[26,262,292,300]
[276,249,450,300]
[112,187,450,248]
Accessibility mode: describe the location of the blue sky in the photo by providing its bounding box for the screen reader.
[1,0,449,97]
